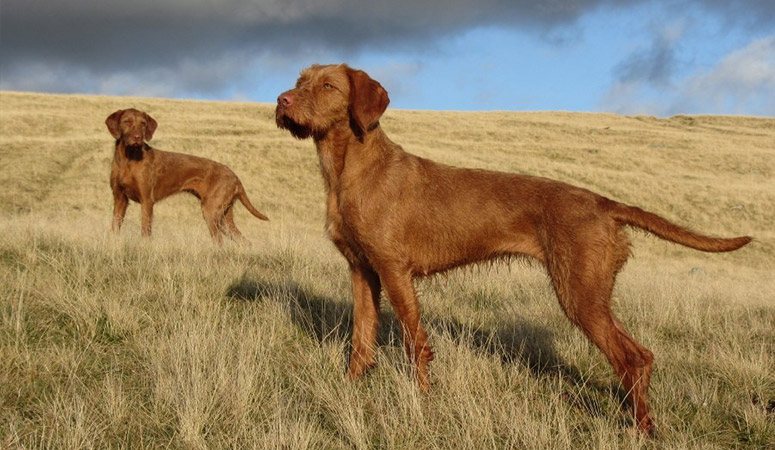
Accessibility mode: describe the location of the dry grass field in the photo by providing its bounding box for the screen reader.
[1,90,773,449]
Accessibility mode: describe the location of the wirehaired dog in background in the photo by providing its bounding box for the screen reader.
[106,108,268,241]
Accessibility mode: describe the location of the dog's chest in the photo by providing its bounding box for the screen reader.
[117,173,141,201]
[113,160,147,202]
[325,191,370,265]
[325,192,350,242]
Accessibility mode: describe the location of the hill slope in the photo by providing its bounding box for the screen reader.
[1,91,773,448]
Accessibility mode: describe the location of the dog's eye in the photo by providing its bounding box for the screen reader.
[323,82,333,89]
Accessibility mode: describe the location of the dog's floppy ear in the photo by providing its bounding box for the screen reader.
[347,68,389,134]
[143,112,158,141]
[105,109,124,139]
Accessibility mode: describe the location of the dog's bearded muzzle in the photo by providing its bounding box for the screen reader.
[275,108,312,140]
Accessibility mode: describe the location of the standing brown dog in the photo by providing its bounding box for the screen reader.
[106,108,268,241]
[275,64,751,434]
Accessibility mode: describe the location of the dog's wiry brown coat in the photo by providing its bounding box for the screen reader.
[106,108,268,241]
[275,64,752,434]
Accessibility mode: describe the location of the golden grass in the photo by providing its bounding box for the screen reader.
[1,90,773,449]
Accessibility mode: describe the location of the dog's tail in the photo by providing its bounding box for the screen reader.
[610,201,751,252]
[237,185,269,221]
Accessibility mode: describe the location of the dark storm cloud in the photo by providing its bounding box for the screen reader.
[1,0,607,68]
[1,0,773,96]
[0,0,616,95]
[613,24,684,86]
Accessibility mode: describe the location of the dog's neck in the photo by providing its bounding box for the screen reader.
[313,122,388,193]
[115,140,150,162]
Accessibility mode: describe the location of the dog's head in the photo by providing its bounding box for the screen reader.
[105,108,158,149]
[275,64,389,140]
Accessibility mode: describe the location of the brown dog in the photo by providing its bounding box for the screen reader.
[274,64,751,434]
[106,108,268,241]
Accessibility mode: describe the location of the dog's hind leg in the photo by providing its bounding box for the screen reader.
[223,205,247,243]
[546,230,655,434]
[201,201,226,244]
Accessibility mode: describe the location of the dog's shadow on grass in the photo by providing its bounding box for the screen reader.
[227,275,627,420]
[227,276,355,343]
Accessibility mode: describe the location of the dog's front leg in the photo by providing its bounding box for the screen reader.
[380,269,434,391]
[112,193,128,233]
[140,201,154,237]
[347,264,382,379]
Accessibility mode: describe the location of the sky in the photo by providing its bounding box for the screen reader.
[1,1,774,116]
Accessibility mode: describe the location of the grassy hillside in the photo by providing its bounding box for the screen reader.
[1,90,773,449]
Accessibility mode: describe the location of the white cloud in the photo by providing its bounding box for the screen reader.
[602,35,775,116]
[673,36,775,115]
